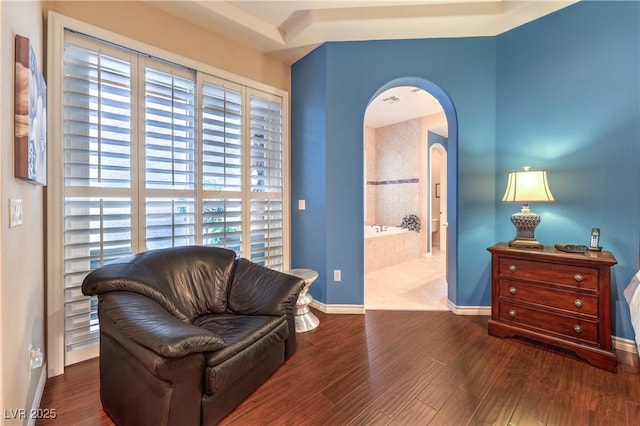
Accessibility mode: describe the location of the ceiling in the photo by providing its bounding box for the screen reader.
[364,86,445,130]
[146,1,578,130]
[147,0,578,64]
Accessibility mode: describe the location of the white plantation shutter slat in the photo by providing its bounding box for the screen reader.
[145,197,196,250]
[200,80,246,254]
[250,94,283,194]
[144,68,196,190]
[62,34,135,363]
[203,198,243,254]
[63,43,132,189]
[62,196,133,354]
[202,82,243,192]
[250,199,283,269]
[248,91,284,269]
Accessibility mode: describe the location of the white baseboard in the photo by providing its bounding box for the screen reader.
[310,301,491,316]
[27,362,48,426]
[310,300,491,316]
[447,300,491,315]
[613,336,638,356]
[309,300,365,314]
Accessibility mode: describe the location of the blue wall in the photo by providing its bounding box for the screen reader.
[496,1,640,339]
[290,47,329,302]
[292,37,498,306]
[291,1,640,339]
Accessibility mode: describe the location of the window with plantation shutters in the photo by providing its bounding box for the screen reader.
[51,27,288,369]
[62,37,134,364]
[144,66,197,250]
[201,80,244,255]
[249,93,284,268]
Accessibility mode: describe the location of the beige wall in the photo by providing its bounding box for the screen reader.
[43,1,291,92]
[364,126,376,225]
[0,0,291,418]
[1,0,46,420]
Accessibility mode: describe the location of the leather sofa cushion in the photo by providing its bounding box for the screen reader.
[194,314,289,395]
[83,246,237,321]
[99,292,226,358]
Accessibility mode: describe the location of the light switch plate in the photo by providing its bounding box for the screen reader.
[10,199,23,227]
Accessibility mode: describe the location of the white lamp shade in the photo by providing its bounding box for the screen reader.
[502,169,555,203]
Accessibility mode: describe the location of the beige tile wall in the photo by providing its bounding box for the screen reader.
[372,117,424,228]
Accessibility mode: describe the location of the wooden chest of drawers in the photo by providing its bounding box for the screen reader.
[487,242,617,372]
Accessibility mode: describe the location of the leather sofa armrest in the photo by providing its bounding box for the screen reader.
[228,259,305,359]
[228,258,305,316]
[98,292,225,358]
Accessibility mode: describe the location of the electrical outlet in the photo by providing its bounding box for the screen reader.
[9,199,23,227]
[298,199,306,210]
[28,344,44,371]
[333,270,341,282]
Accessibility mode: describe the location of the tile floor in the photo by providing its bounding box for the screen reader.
[365,248,448,311]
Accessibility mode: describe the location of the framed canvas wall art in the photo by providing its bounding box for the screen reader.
[15,34,47,185]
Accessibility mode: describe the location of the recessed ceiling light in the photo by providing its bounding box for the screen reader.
[382,96,400,104]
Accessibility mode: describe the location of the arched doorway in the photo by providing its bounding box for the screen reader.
[363,87,447,310]
[363,78,457,310]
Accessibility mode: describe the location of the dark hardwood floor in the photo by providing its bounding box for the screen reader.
[38,310,640,425]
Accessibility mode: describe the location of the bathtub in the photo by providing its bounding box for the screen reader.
[364,225,420,272]
[364,225,408,239]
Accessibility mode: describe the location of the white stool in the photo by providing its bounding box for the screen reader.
[285,268,319,333]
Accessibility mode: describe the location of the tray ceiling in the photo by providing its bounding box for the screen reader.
[147,0,578,64]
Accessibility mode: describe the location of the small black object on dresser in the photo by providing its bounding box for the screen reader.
[487,242,617,372]
[554,243,588,253]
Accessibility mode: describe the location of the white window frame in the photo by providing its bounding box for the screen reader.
[46,11,290,377]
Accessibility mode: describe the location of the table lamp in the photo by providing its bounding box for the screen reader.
[502,166,554,248]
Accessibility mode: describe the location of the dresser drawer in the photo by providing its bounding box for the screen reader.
[499,257,598,290]
[499,280,598,317]
[498,302,598,344]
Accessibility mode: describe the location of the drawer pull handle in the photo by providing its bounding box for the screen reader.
[574,325,583,334]
[509,309,517,318]
[509,265,517,272]
[574,274,584,282]
[509,287,518,295]
[574,299,584,308]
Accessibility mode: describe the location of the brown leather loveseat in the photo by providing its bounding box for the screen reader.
[81,245,304,425]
